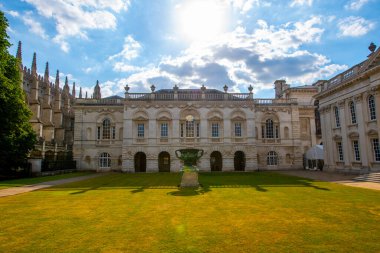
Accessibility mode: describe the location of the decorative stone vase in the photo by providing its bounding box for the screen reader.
[175,148,204,187]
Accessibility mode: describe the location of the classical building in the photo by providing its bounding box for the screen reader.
[16,42,76,160]
[315,42,380,173]
[73,82,320,172]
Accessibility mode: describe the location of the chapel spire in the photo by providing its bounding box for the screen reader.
[93,80,101,99]
[44,62,49,83]
[79,87,82,99]
[55,70,60,90]
[72,82,76,98]
[31,52,37,76]
[16,41,22,63]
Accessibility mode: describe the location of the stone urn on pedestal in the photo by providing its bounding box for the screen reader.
[175,148,204,187]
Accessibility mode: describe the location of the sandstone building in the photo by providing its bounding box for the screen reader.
[73,83,319,172]
[315,42,380,173]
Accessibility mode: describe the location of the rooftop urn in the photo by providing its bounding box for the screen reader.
[223,85,228,93]
[124,84,130,93]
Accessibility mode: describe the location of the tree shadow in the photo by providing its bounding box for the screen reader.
[44,172,331,195]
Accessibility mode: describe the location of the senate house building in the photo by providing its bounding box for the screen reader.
[72,82,319,172]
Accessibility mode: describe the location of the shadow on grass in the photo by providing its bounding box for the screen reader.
[41,172,330,196]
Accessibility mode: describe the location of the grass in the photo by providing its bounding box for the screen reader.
[0,172,93,189]
[0,172,379,253]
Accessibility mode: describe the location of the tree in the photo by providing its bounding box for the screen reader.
[0,11,36,173]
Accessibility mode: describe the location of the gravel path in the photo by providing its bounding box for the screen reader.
[0,173,105,198]
[277,170,380,191]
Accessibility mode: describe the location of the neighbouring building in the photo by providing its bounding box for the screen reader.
[73,82,320,172]
[314,42,380,174]
[16,41,76,162]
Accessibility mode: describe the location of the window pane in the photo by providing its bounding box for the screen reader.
[102,119,110,139]
[372,138,380,161]
[212,123,219,137]
[186,120,194,137]
[235,122,242,137]
[337,142,343,161]
[334,107,340,128]
[353,140,360,161]
[350,102,357,124]
[369,95,376,120]
[138,124,144,137]
[266,119,274,138]
[161,123,168,137]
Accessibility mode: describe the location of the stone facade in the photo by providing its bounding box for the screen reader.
[315,42,380,174]
[17,42,76,159]
[73,83,319,172]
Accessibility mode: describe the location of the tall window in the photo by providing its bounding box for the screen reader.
[196,123,200,137]
[161,123,168,137]
[349,101,357,124]
[368,95,376,121]
[353,140,360,161]
[266,119,274,138]
[137,124,145,137]
[334,107,340,128]
[234,122,242,137]
[97,126,101,139]
[112,127,116,139]
[211,123,219,137]
[337,142,343,161]
[186,120,194,137]
[372,138,380,162]
[102,119,110,139]
[99,152,111,168]
[180,123,184,137]
[267,151,278,165]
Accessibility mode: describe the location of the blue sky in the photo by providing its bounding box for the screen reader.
[2,0,379,98]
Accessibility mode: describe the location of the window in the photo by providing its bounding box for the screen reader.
[265,119,274,138]
[137,124,145,137]
[372,138,380,162]
[97,126,101,140]
[180,123,184,137]
[234,122,242,137]
[161,123,168,137]
[196,123,200,137]
[102,119,110,139]
[112,126,116,139]
[211,123,219,137]
[369,95,376,121]
[186,120,194,137]
[349,101,357,124]
[334,107,340,128]
[267,151,278,165]
[337,142,343,161]
[353,140,360,161]
[99,152,111,168]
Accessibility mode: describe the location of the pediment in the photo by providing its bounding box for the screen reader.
[348,132,359,138]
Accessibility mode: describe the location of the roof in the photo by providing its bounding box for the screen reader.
[104,95,123,99]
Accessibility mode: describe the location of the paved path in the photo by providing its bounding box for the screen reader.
[0,173,105,198]
[277,170,380,191]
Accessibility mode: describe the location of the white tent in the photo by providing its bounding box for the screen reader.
[305,145,324,160]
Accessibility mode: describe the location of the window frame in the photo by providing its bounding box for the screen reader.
[372,138,380,162]
[334,106,341,128]
[267,151,278,165]
[349,101,357,124]
[352,140,361,161]
[99,152,111,168]
[137,123,145,138]
[368,95,376,121]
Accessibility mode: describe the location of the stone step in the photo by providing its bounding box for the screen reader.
[353,172,380,183]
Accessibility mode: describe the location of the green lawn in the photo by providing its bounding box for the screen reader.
[0,172,92,189]
[0,172,379,253]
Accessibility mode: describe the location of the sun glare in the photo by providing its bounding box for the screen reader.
[176,0,228,42]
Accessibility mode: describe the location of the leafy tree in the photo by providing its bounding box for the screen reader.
[0,11,36,173]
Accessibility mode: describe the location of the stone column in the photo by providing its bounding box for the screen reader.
[355,95,369,170]
[338,100,350,168]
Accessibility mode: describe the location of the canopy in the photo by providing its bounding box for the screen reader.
[305,145,324,160]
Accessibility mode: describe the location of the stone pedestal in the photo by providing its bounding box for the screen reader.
[180,171,199,187]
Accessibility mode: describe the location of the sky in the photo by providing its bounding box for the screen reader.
[2,0,380,98]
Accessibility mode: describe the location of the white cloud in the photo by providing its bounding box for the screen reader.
[107,17,345,94]
[338,16,375,37]
[290,0,313,7]
[21,12,48,40]
[108,35,141,61]
[6,10,20,17]
[24,0,130,52]
[107,35,143,73]
[344,0,370,10]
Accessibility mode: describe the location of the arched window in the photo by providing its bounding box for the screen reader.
[334,107,340,128]
[368,95,376,121]
[349,101,357,124]
[267,151,278,165]
[102,119,111,139]
[262,118,279,139]
[266,119,274,138]
[99,152,111,168]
